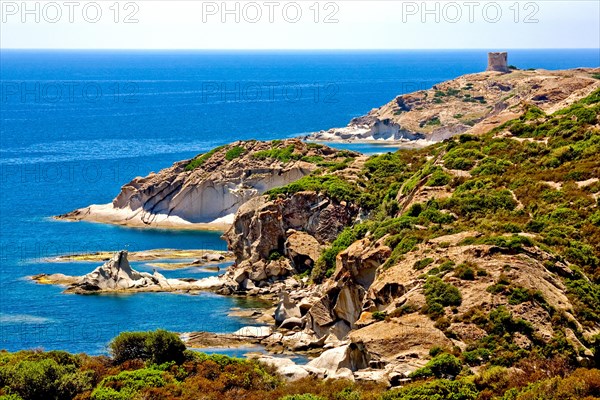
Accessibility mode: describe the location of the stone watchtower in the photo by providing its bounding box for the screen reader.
[487,52,509,73]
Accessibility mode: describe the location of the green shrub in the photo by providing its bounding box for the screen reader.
[253,144,299,163]
[445,186,517,217]
[280,395,326,400]
[268,250,284,261]
[454,262,475,280]
[389,303,418,318]
[478,235,534,251]
[0,358,92,400]
[311,224,369,282]
[267,175,359,204]
[427,169,452,186]
[487,283,508,295]
[372,311,387,321]
[414,258,434,270]
[521,104,545,121]
[463,348,491,366]
[301,155,324,164]
[425,277,462,307]
[423,277,462,318]
[109,329,186,365]
[382,379,478,400]
[420,207,455,224]
[91,368,170,400]
[185,145,225,171]
[507,287,533,305]
[409,353,463,379]
[426,117,441,126]
[471,157,512,176]
[565,275,600,327]
[486,306,533,336]
[565,241,599,268]
[439,260,456,272]
[225,146,245,160]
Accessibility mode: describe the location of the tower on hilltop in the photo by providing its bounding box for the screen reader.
[487,52,509,73]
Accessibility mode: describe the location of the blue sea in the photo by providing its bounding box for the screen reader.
[0,49,598,354]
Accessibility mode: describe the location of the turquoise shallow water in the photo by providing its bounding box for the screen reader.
[1,49,598,354]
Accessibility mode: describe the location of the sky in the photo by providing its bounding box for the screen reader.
[1,0,599,49]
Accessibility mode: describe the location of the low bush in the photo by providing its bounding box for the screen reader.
[253,144,300,163]
[409,353,463,379]
[185,145,226,170]
[426,168,452,187]
[267,175,360,204]
[413,258,434,270]
[454,262,476,280]
[372,311,387,321]
[225,145,245,160]
[109,329,186,365]
[423,276,462,318]
[383,379,478,400]
[444,186,517,218]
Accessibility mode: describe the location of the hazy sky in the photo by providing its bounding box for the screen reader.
[1,1,599,49]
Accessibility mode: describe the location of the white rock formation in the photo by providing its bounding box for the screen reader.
[34,251,225,294]
[57,140,348,229]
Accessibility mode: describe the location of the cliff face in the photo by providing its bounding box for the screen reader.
[222,191,360,289]
[57,140,355,228]
[307,68,600,143]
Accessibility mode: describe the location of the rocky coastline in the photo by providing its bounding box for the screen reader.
[55,139,356,230]
[305,67,600,143]
[36,67,600,386]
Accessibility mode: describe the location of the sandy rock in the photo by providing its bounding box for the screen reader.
[233,269,248,284]
[202,252,225,262]
[248,264,268,282]
[274,292,302,325]
[334,238,391,289]
[328,367,355,381]
[225,191,360,274]
[265,259,293,277]
[278,365,310,381]
[307,343,370,374]
[281,331,324,351]
[31,273,78,285]
[328,320,352,341]
[232,326,272,339]
[333,285,365,328]
[353,369,389,385]
[77,251,147,291]
[285,230,322,272]
[279,317,304,330]
[350,316,454,363]
[307,295,336,337]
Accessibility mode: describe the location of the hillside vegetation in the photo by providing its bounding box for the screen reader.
[264,89,600,384]
[1,331,599,400]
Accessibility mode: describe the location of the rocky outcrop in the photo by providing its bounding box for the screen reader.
[274,291,302,324]
[223,191,360,289]
[306,67,600,143]
[306,343,370,373]
[56,140,354,229]
[252,343,370,382]
[33,251,224,294]
[300,238,392,340]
